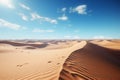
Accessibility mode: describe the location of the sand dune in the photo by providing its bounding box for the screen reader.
[91,40,120,49]
[0,40,120,80]
[0,41,48,48]
[0,40,78,50]
[59,41,120,80]
[0,40,86,80]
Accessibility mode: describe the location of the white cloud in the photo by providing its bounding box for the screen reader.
[19,3,30,10]
[64,35,80,39]
[46,30,54,32]
[93,36,105,39]
[61,7,67,12]
[18,13,28,21]
[31,13,42,20]
[93,36,113,39]
[44,17,57,24]
[7,4,14,9]
[18,5,57,24]
[31,13,57,24]
[50,19,57,24]
[71,5,87,14]
[57,7,67,13]
[58,8,68,21]
[0,0,14,9]
[74,36,80,39]
[64,36,71,38]
[33,29,54,33]
[0,19,21,30]
[58,14,68,21]
[6,3,14,9]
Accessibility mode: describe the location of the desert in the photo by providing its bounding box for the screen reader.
[0,40,86,80]
[0,40,120,80]
[59,40,120,80]
[0,0,120,80]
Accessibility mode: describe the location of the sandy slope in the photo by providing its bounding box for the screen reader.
[0,40,86,80]
[91,40,120,49]
[59,40,120,80]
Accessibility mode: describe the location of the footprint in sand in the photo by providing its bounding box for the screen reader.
[17,63,29,67]
[17,65,23,67]
[57,63,60,65]
[62,56,65,58]
[48,61,52,63]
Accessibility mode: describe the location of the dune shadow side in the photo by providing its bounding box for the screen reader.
[59,42,120,80]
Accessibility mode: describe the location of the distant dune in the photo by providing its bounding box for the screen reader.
[91,40,120,49]
[59,41,120,80]
[0,40,48,48]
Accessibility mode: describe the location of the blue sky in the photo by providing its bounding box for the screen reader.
[0,0,120,39]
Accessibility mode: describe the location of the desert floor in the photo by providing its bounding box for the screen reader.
[0,40,86,80]
[0,40,120,80]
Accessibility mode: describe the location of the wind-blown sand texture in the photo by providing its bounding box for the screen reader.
[0,40,86,80]
[59,40,120,80]
[91,40,120,49]
[0,40,120,80]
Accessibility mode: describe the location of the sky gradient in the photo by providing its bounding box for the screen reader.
[0,0,120,39]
